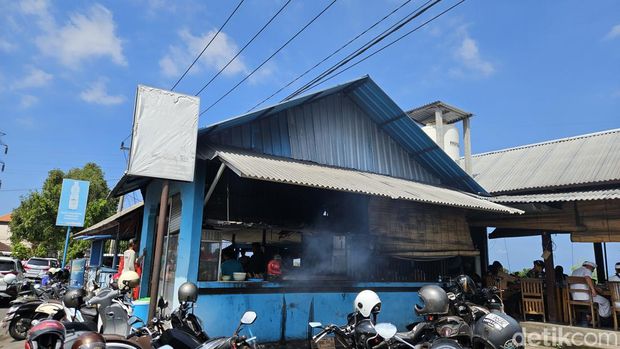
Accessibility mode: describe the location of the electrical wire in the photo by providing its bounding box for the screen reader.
[302,0,465,90]
[284,0,441,100]
[247,0,414,111]
[170,0,245,91]
[195,0,294,96]
[199,0,338,116]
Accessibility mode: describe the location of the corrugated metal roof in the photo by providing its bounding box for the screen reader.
[199,76,487,195]
[470,129,620,194]
[490,189,620,204]
[74,202,144,237]
[406,101,473,125]
[209,146,521,214]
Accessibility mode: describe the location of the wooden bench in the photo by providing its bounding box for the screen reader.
[608,281,620,330]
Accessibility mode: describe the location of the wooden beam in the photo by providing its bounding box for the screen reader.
[542,233,557,322]
[593,243,606,282]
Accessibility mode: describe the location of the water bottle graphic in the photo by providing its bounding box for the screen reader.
[68,181,80,210]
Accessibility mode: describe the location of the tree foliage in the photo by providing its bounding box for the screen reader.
[9,163,118,260]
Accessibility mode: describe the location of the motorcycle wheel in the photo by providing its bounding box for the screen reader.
[9,315,32,340]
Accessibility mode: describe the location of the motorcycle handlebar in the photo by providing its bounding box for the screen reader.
[87,289,121,306]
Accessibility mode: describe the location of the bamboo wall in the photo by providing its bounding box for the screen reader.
[368,197,478,258]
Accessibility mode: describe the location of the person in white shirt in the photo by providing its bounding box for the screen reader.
[123,239,137,272]
[571,261,611,318]
[608,262,620,308]
[609,263,620,282]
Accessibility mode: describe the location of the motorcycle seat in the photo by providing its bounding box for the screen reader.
[80,306,98,318]
[64,321,97,333]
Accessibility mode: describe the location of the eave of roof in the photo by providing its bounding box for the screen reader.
[490,189,620,204]
[406,101,473,125]
[206,145,521,214]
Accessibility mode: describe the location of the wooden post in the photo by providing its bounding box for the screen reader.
[434,108,444,150]
[463,117,472,175]
[542,233,558,322]
[148,180,169,320]
[593,242,606,282]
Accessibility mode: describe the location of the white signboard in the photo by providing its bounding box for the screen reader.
[127,85,199,182]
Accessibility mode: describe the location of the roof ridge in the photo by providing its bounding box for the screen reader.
[472,128,620,158]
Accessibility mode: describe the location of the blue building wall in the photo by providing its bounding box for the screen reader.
[194,283,426,343]
[208,93,439,185]
[138,162,207,309]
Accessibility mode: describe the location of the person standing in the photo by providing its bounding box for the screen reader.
[123,239,137,272]
[571,261,611,319]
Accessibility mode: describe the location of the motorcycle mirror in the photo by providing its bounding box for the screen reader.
[309,322,323,328]
[447,292,456,301]
[240,311,257,325]
[158,297,167,309]
[374,323,397,340]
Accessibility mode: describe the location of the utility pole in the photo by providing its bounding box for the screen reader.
[0,131,7,190]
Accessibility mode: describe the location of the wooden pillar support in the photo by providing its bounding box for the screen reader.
[593,242,606,282]
[542,233,558,322]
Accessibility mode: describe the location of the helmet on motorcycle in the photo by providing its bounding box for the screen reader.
[63,288,87,309]
[3,273,17,285]
[473,312,524,349]
[178,281,199,303]
[26,320,65,349]
[415,285,449,316]
[455,275,477,295]
[354,290,381,318]
[71,332,106,349]
[430,338,464,349]
[118,270,140,291]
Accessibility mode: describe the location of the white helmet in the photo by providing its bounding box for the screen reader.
[3,273,17,285]
[354,290,381,318]
[118,271,140,291]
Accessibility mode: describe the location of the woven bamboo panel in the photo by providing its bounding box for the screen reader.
[368,197,476,257]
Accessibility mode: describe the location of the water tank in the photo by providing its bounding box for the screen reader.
[421,124,460,161]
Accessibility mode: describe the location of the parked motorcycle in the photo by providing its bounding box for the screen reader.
[1,283,62,340]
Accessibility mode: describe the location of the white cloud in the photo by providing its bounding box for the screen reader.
[12,67,53,89]
[605,24,620,40]
[80,78,125,105]
[15,116,36,128]
[450,27,495,78]
[159,29,248,78]
[0,38,16,52]
[19,95,39,108]
[35,4,126,67]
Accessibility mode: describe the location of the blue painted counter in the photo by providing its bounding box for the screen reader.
[194,281,427,343]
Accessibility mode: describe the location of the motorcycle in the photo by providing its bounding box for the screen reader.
[1,283,61,340]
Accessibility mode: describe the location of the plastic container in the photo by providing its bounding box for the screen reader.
[132,298,150,326]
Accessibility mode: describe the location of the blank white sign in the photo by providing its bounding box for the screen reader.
[127,85,199,182]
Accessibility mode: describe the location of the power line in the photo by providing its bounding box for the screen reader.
[170,0,245,91]
[195,0,294,96]
[302,0,466,89]
[248,0,414,111]
[284,0,441,100]
[199,0,338,116]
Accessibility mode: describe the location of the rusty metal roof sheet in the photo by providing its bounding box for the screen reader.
[470,129,620,194]
[490,189,620,204]
[208,146,521,214]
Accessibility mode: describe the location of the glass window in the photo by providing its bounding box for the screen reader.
[0,261,15,271]
[198,231,233,281]
[28,258,49,266]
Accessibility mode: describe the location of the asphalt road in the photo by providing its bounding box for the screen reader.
[0,304,23,349]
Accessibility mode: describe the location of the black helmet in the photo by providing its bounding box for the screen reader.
[473,312,524,349]
[63,288,87,309]
[178,281,198,303]
[71,332,106,349]
[26,320,65,349]
[430,338,465,349]
[415,285,449,316]
[456,275,477,295]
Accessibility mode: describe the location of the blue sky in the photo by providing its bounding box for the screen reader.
[0,0,619,272]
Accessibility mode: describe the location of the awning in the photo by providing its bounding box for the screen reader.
[490,189,620,204]
[207,146,522,214]
[73,202,144,239]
